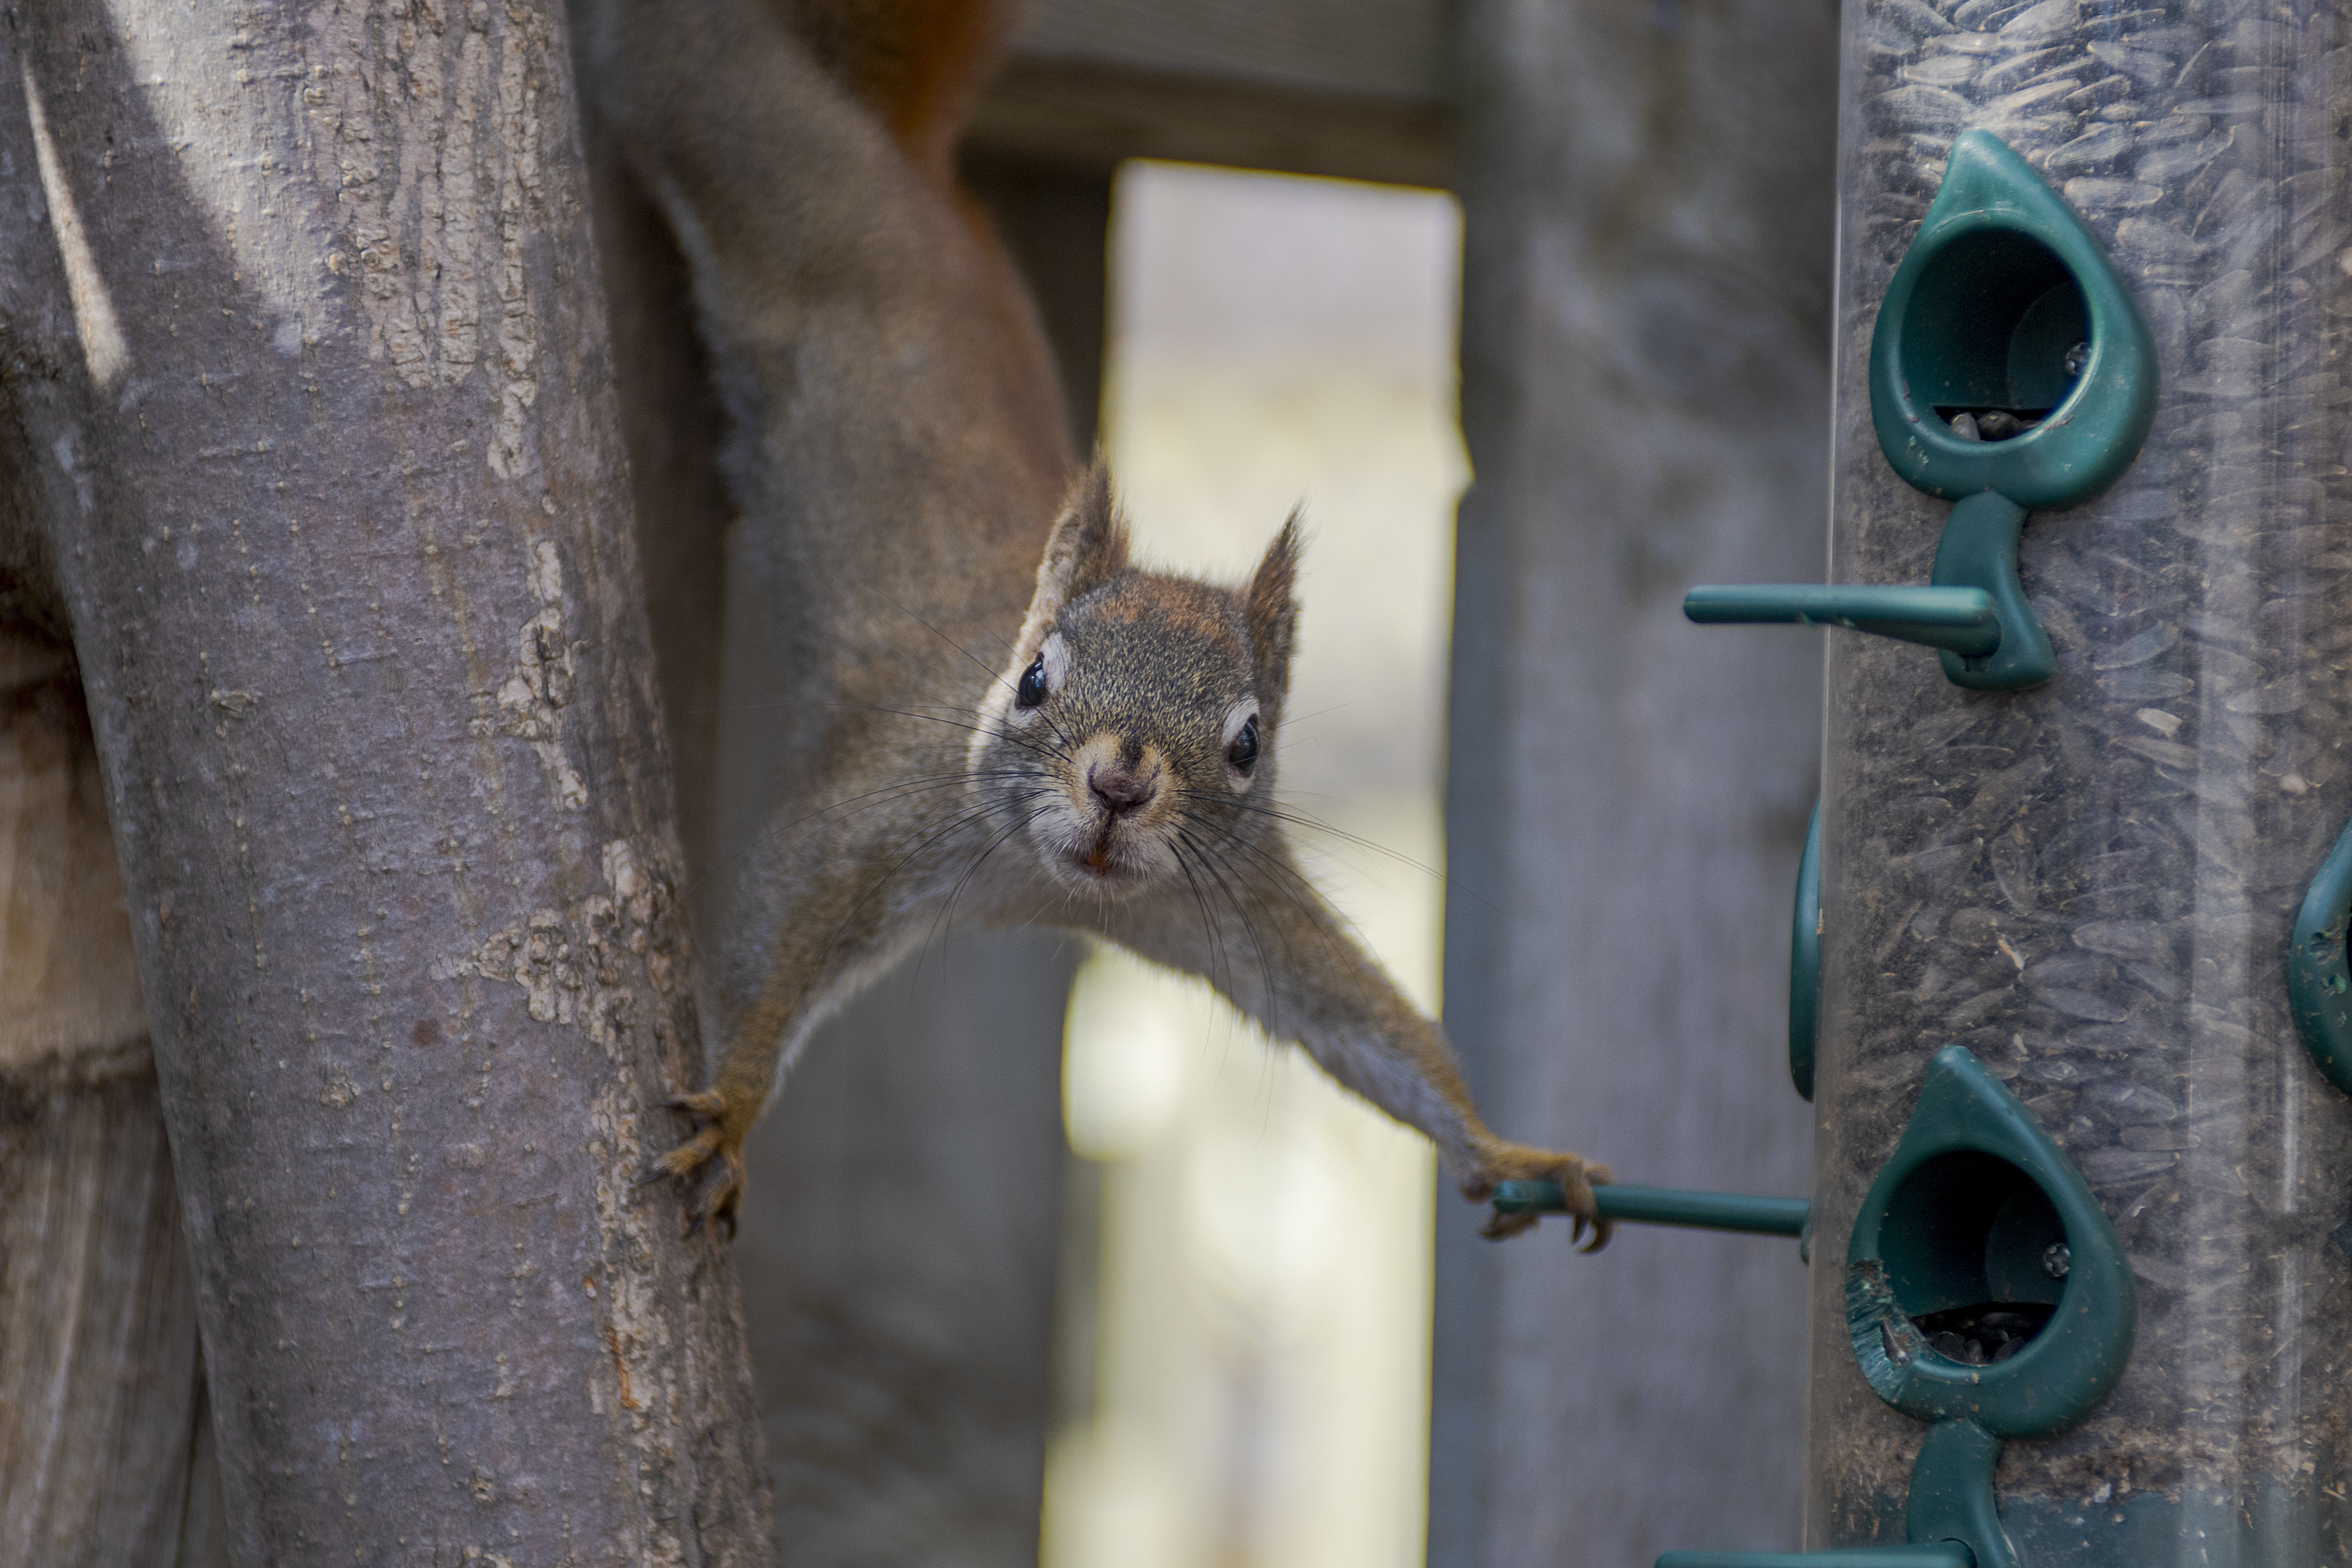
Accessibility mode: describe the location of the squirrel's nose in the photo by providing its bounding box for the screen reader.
[1088,763,1154,816]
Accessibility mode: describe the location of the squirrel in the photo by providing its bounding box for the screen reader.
[585,0,1612,1248]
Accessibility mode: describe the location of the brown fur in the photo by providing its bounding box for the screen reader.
[588,0,1609,1245]
[767,0,1012,174]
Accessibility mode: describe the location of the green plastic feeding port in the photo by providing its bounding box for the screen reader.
[1871,132,2156,512]
[1686,131,2157,695]
[1846,1047,2133,1568]
[2289,811,2352,1099]
[1788,799,1822,1102]
[1887,227,2089,459]
[1846,1046,2133,1437]
[1491,1181,1808,1239]
[1660,1049,2133,1568]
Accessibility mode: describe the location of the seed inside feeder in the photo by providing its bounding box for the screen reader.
[1908,1301,2053,1366]
[1947,408,2042,442]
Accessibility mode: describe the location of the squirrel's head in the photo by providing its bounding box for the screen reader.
[972,462,1299,900]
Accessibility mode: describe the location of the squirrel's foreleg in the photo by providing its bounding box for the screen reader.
[1093,843,1613,1250]
[651,844,929,1234]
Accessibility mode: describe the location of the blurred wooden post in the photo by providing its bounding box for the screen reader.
[1432,2,1838,1563]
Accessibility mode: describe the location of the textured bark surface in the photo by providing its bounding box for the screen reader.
[583,143,732,919]
[1432,2,1837,1563]
[1810,3,2352,1560]
[0,4,766,1561]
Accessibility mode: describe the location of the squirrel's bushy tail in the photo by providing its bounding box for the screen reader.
[777,0,1019,174]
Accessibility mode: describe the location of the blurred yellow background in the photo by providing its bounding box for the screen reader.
[1042,161,1465,1568]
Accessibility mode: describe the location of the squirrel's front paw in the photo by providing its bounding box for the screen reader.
[1464,1143,1613,1251]
[643,1088,751,1238]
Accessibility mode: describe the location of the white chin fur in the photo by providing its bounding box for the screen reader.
[1030,810,1177,896]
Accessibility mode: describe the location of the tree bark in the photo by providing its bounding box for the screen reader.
[0,3,766,1561]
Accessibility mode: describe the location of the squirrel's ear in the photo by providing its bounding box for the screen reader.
[1031,456,1130,619]
[1246,510,1302,699]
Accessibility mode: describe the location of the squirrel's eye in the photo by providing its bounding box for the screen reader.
[1227,716,1259,772]
[1016,657,1049,709]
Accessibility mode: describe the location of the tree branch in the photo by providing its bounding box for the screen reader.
[0,3,767,1559]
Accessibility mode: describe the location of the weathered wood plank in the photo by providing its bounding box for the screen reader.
[973,0,1452,187]
[1015,0,1447,102]
[0,625,221,1568]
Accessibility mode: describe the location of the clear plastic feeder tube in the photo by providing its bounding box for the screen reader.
[1807,2,2352,1564]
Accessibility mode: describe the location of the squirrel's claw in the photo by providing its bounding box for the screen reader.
[648,1090,748,1240]
[687,1165,743,1240]
[1564,1159,1613,1253]
[1468,1144,1613,1251]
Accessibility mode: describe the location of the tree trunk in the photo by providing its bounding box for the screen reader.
[0,4,766,1561]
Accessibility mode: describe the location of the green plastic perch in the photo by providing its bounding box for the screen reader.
[1656,1550,1973,1568]
[1682,584,2000,659]
[1490,1180,1809,1239]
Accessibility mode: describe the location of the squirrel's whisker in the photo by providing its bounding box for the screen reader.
[1165,833,1236,1005]
[1169,790,1500,917]
[873,588,1026,689]
[754,770,1048,847]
